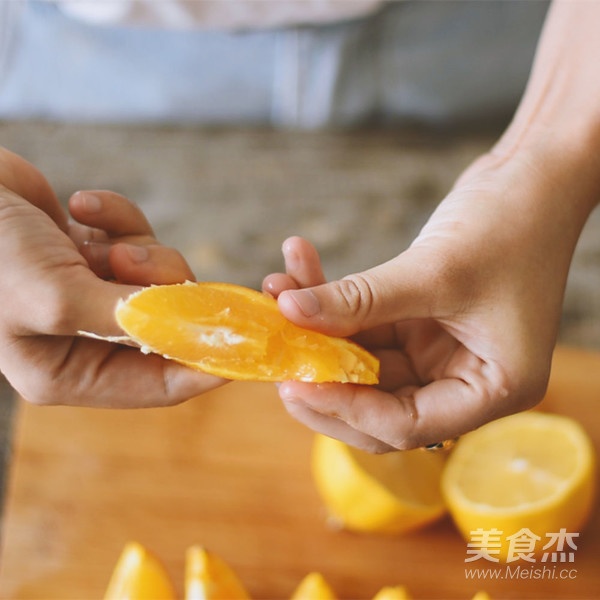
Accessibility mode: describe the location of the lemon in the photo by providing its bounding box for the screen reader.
[311,434,447,534]
[185,546,250,600]
[442,412,597,562]
[104,542,176,600]
[290,572,337,599]
[372,585,411,600]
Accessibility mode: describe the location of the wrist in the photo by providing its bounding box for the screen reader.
[491,0,600,219]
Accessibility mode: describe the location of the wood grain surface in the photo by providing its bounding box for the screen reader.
[0,346,599,599]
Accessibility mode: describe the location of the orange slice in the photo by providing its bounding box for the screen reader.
[104,542,176,600]
[115,282,379,383]
[289,572,337,599]
[185,546,250,600]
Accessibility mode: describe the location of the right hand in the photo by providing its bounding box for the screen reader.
[0,147,225,407]
[263,150,590,452]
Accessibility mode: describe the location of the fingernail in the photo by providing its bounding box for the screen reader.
[83,241,110,262]
[287,289,320,317]
[124,244,149,263]
[81,192,102,213]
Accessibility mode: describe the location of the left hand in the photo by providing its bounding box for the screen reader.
[0,146,225,407]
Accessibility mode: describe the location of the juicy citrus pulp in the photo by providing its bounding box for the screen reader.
[115,282,379,383]
[185,545,250,600]
[104,542,176,600]
[289,572,337,599]
[311,434,447,534]
[441,412,597,561]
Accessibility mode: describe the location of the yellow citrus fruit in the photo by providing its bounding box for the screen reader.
[104,542,176,600]
[441,412,597,562]
[311,434,447,534]
[116,282,379,384]
[289,572,337,599]
[471,592,492,600]
[372,585,411,600]
[185,546,250,600]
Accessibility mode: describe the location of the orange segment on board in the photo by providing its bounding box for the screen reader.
[185,546,250,600]
[103,542,176,600]
[115,282,379,383]
[372,586,411,600]
[289,572,337,600]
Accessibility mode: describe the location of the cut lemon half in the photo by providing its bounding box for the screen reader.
[442,412,597,562]
[104,542,176,600]
[289,572,337,600]
[185,546,250,600]
[115,282,379,383]
[311,434,447,534]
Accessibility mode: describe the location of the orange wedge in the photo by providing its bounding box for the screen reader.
[185,546,250,599]
[289,572,337,599]
[115,282,379,383]
[372,586,411,600]
[104,542,176,600]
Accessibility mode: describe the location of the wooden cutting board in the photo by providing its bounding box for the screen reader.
[1,345,599,599]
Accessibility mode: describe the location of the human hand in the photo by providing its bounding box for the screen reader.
[263,153,591,452]
[0,147,224,407]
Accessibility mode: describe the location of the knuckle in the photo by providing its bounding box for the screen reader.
[18,373,63,406]
[337,273,376,324]
[37,285,78,336]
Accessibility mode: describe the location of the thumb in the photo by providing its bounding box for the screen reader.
[277,249,438,337]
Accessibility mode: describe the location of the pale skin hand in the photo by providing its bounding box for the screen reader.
[264,0,600,452]
[0,147,225,407]
[264,156,583,452]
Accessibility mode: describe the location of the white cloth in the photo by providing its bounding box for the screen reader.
[52,0,385,30]
[0,1,549,127]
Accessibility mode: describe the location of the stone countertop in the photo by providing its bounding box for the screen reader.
[2,120,600,517]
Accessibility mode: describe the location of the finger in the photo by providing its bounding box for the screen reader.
[69,190,154,237]
[68,222,109,249]
[8,335,226,408]
[80,241,112,279]
[262,273,299,298]
[282,396,395,453]
[109,243,196,285]
[263,237,326,298]
[279,349,512,449]
[277,247,438,338]
[0,148,68,230]
[281,236,327,288]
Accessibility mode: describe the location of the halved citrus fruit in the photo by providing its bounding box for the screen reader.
[104,542,176,600]
[185,545,250,600]
[311,434,447,534]
[289,572,337,599]
[441,412,597,562]
[115,282,379,383]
